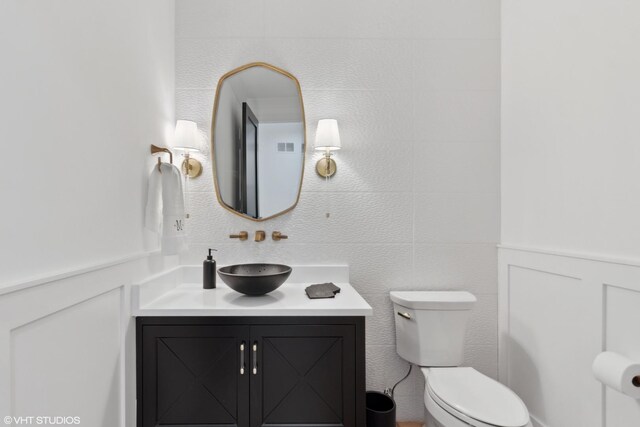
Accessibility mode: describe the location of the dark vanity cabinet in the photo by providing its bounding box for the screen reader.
[139,324,249,426]
[137,317,365,427]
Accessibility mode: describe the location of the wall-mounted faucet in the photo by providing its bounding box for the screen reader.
[272,231,288,241]
[229,230,287,242]
[229,231,248,241]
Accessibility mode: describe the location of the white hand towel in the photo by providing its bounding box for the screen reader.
[159,162,188,255]
[144,163,188,255]
[144,165,162,234]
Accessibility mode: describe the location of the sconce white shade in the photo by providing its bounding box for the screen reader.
[173,120,202,152]
[314,119,342,151]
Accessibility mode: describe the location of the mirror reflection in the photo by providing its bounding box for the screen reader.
[212,63,305,221]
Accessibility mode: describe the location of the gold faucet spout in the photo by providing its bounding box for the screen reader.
[229,231,248,241]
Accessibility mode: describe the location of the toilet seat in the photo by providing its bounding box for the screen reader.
[423,367,530,427]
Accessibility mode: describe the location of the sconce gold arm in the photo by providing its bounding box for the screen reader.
[316,152,337,178]
[181,156,203,178]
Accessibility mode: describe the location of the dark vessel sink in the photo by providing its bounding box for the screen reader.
[217,263,292,296]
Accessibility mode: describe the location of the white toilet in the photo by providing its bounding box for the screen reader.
[390,291,532,427]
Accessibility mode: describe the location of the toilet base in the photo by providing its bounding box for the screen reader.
[422,370,533,427]
[425,393,533,427]
[424,388,473,427]
[425,410,444,427]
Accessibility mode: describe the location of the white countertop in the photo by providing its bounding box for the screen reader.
[132,265,372,317]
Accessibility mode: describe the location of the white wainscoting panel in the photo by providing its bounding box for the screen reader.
[499,246,640,427]
[12,288,122,425]
[0,253,178,427]
[603,284,640,426]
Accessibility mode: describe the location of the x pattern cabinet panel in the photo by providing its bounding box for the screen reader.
[137,317,365,427]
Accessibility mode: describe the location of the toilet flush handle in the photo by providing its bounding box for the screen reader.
[397,311,412,320]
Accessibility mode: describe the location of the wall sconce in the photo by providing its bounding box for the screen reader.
[172,120,204,178]
[314,119,341,178]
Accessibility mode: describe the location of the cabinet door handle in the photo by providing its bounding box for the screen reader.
[252,342,258,375]
[240,342,246,375]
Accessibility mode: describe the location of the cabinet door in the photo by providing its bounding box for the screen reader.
[140,325,250,427]
[250,324,356,427]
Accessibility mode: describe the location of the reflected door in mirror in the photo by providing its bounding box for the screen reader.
[241,102,259,218]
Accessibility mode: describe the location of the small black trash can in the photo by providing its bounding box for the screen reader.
[366,391,396,427]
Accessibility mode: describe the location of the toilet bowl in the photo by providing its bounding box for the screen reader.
[423,367,531,427]
[390,291,532,427]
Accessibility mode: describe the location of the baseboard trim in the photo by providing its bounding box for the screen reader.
[529,414,547,427]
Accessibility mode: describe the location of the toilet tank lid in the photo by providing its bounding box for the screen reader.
[390,291,476,310]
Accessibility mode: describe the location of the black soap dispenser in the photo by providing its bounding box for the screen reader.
[203,249,217,289]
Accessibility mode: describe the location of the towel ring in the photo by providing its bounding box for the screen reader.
[150,144,173,172]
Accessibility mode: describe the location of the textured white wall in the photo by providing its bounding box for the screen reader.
[501,0,640,260]
[0,0,175,287]
[175,0,500,419]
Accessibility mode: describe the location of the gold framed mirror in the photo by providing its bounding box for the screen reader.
[211,63,306,221]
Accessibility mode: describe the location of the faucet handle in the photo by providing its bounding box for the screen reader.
[229,231,248,241]
[254,230,266,242]
[272,231,288,241]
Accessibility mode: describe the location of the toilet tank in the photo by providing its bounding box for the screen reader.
[390,291,476,367]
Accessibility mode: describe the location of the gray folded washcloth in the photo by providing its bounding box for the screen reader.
[305,282,341,299]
